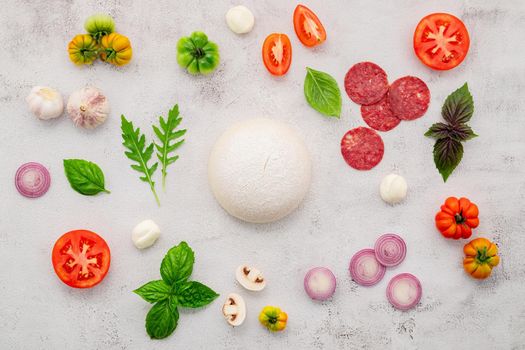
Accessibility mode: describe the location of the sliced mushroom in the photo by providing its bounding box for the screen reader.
[235,265,266,291]
[222,293,246,326]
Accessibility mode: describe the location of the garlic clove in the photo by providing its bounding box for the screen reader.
[67,86,110,129]
[131,219,161,249]
[26,86,64,120]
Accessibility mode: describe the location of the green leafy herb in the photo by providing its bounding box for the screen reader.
[304,67,342,118]
[63,159,110,195]
[153,105,186,190]
[121,115,160,205]
[425,83,477,182]
[134,242,219,339]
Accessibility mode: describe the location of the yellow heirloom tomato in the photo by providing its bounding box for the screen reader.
[259,306,287,332]
[463,237,500,279]
[99,33,132,66]
[68,34,98,65]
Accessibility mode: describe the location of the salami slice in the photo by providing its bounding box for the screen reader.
[388,76,430,120]
[360,96,400,132]
[344,62,389,105]
[341,127,384,170]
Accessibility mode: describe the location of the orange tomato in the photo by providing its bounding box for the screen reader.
[435,197,479,239]
[99,33,133,66]
[463,238,500,279]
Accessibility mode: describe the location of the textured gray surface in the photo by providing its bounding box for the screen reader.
[1,0,524,349]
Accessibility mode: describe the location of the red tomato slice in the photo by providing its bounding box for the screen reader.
[262,33,292,76]
[293,5,326,47]
[52,229,110,288]
[413,13,470,70]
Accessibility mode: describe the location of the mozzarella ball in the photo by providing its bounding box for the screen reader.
[208,118,311,223]
[132,219,161,249]
[380,174,408,204]
[225,5,255,34]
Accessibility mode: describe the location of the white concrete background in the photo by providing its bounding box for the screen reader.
[1,0,524,349]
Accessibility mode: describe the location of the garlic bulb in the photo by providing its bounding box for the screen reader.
[26,86,64,120]
[67,86,109,129]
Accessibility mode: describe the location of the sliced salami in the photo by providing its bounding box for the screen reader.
[360,96,400,132]
[388,76,430,120]
[344,62,389,105]
[341,127,384,170]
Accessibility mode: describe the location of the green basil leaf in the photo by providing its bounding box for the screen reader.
[442,83,474,125]
[63,159,110,195]
[433,137,464,182]
[145,299,179,339]
[160,241,194,285]
[134,280,172,304]
[424,122,451,139]
[176,281,219,308]
[304,67,342,118]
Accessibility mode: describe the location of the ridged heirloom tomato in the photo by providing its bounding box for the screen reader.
[52,229,111,288]
[435,197,479,239]
[463,238,500,279]
[99,33,133,66]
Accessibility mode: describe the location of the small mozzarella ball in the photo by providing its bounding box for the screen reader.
[380,174,407,204]
[132,219,160,249]
[226,6,255,34]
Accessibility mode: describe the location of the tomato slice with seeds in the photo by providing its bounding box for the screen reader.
[52,229,110,288]
[413,13,470,70]
[293,5,326,47]
[262,33,292,76]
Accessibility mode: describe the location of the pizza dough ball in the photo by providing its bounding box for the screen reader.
[208,118,311,223]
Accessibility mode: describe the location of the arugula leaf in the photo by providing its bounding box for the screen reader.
[121,115,160,206]
[176,281,219,308]
[145,299,179,339]
[153,105,186,190]
[160,241,194,286]
[442,83,474,125]
[304,67,342,118]
[433,137,464,182]
[63,159,110,195]
[134,280,172,303]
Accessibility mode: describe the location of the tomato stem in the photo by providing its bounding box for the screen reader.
[476,247,490,264]
[454,211,465,224]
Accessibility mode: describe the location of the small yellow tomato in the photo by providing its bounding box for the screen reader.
[99,33,132,66]
[463,237,500,279]
[259,306,288,332]
[68,34,98,65]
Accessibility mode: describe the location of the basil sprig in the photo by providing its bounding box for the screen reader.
[63,159,110,195]
[304,67,342,118]
[134,242,219,339]
[425,83,477,182]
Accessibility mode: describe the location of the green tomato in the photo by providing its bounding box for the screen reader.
[177,31,220,75]
[84,14,115,41]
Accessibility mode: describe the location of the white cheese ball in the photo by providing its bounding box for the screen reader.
[132,219,161,249]
[225,5,255,34]
[380,174,408,204]
[208,118,311,223]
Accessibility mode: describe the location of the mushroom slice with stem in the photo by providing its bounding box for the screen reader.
[235,265,266,291]
[222,293,246,326]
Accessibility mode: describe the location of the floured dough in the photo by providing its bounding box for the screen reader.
[208,118,311,223]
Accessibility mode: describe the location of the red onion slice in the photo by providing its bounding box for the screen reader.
[374,234,407,267]
[349,248,386,286]
[15,162,51,198]
[304,267,336,301]
[386,273,422,311]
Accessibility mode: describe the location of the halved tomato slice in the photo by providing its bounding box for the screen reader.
[262,33,292,76]
[413,13,470,70]
[293,5,326,47]
[52,229,110,288]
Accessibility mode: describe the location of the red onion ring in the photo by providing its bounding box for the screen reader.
[374,234,407,267]
[386,273,422,311]
[304,267,336,301]
[15,162,51,198]
[349,248,386,286]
